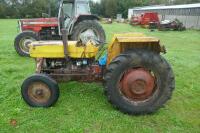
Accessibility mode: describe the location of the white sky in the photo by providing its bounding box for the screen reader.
[91,0,101,3]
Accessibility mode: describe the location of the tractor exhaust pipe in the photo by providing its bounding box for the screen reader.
[61,29,69,60]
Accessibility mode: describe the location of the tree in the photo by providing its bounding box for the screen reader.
[1,0,200,19]
[173,0,200,4]
[105,0,117,18]
[89,1,103,16]
[0,1,6,18]
[0,0,57,18]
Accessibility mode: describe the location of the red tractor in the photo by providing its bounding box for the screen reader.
[130,12,160,27]
[14,0,106,56]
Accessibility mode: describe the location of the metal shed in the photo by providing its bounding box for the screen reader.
[128,3,200,29]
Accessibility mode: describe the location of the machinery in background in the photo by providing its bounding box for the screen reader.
[101,18,113,24]
[130,12,160,28]
[14,0,106,56]
[158,19,186,31]
[130,12,186,31]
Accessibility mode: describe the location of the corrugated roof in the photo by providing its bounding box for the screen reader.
[132,3,200,10]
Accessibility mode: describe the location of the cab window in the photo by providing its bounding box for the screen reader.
[63,3,73,17]
[76,3,90,15]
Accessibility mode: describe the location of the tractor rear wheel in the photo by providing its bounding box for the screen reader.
[104,49,175,115]
[21,74,59,107]
[71,20,106,44]
[14,31,39,56]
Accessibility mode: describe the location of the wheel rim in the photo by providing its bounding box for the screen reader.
[27,82,51,104]
[19,37,36,54]
[79,28,100,41]
[119,68,156,102]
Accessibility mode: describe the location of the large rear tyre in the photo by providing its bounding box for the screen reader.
[104,49,175,115]
[71,20,106,44]
[14,31,39,56]
[21,74,59,107]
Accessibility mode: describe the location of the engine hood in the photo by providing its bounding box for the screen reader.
[20,17,58,26]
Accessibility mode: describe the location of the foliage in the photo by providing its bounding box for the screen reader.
[0,19,200,132]
[89,0,200,18]
[0,0,200,18]
[0,0,57,18]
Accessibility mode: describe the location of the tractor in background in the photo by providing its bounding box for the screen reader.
[14,0,106,56]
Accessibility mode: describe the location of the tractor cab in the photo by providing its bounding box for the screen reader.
[58,0,92,34]
[62,0,91,16]
[57,0,105,47]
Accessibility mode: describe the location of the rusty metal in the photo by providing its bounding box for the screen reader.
[27,82,51,104]
[36,58,44,73]
[41,65,103,82]
[120,68,156,101]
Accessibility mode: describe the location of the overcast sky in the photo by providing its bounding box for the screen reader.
[91,0,101,3]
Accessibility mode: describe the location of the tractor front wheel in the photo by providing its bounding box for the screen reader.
[14,31,39,56]
[104,49,175,115]
[21,74,59,107]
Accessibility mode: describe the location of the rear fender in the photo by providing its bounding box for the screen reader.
[107,33,166,65]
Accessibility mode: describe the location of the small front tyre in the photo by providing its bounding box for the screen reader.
[21,74,59,107]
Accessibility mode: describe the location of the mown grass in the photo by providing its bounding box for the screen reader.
[0,19,200,133]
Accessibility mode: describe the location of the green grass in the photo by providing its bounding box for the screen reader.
[0,19,200,133]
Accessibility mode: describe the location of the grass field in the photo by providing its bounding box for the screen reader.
[0,19,200,133]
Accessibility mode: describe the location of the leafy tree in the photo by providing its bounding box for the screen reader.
[0,1,6,18]
[173,0,200,4]
[89,1,103,16]
[105,0,117,18]
[0,0,200,19]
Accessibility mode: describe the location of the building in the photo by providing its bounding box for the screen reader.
[128,3,200,29]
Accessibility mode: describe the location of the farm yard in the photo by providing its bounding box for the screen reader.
[0,19,200,132]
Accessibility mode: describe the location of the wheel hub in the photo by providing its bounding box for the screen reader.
[79,29,99,44]
[35,89,44,96]
[24,39,33,49]
[28,82,51,104]
[19,38,36,54]
[129,80,146,95]
[120,68,155,101]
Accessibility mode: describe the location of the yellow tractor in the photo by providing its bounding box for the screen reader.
[21,30,175,115]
